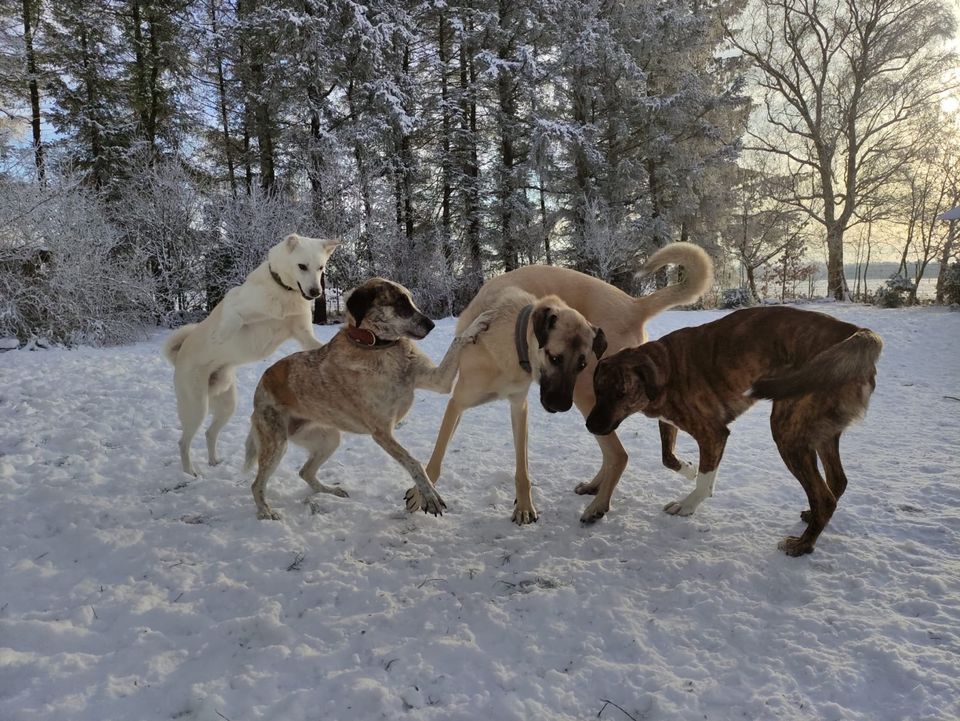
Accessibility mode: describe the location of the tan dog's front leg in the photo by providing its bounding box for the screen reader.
[509,393,538,524]
[373,430,446,516]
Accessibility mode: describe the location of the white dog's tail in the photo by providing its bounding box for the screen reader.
[244,426,258,472]
[162,324,198,364]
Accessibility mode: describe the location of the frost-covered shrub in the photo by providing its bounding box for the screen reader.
[110,159,208,323]
[205,189,313,313]
[942,262,960,305]
[0,173,154,346]
[721,287,753,309]
[874,273,915,308]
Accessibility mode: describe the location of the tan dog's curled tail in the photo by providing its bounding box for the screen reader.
[750,329,883,400]
[162,324,198,364]
[635,242,714,316]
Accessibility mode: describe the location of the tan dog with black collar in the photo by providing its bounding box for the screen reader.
[404,286,606,524]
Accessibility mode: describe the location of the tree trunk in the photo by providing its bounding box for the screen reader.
[210,0,237,196]
[22,0,44,184]
[936,219,956,303]
[746,264,758,301]
[438,12,453,263]
[459,22,482,291]
[825,224,848,300]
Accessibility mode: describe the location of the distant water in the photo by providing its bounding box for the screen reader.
[782,277,938,300]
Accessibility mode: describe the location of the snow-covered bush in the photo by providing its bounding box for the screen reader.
[721,287,753,309]
[942,262,960,305]
[204,188,313,314]
[111,158,208,324]
[0,171,154,346]
[874,273,916,308]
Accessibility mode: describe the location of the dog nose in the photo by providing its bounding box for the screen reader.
[309,287,320,298]
[422,317,435,332]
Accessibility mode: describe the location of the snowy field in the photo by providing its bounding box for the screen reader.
[1,303,958,721]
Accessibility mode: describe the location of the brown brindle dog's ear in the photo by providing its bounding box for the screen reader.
[636,344,668,401]
[346,284,376,324]
[591,325,607,359]
[532,306,557,349]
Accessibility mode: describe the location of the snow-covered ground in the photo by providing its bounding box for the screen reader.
[1,304,958,721]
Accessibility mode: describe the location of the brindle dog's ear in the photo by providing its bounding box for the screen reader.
[591,325,607,359]
[636,349,666,402]
[532,306,557,349]
[346,284,375,324]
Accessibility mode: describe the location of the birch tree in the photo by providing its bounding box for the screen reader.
[726,0,956,299]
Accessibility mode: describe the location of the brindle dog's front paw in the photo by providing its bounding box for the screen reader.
[778,535,815,556]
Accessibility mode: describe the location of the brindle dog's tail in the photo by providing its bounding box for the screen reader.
[750,329,883,400]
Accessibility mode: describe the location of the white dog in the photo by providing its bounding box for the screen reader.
[163,233,340,476]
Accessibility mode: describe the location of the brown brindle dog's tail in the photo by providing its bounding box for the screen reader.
[750,329,883,400]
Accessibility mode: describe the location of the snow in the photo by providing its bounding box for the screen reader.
[1,304,958,721]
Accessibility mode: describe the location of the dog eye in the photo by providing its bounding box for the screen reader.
[578,356,587,370]
[549,353,562,366]
[298,264,308,271]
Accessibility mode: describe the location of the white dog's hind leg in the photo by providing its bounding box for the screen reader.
[206,378,237,466]
[175,370,209,477]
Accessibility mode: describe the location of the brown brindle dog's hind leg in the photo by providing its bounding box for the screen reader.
[770,400,837,556]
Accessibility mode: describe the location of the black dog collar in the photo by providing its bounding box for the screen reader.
[269,265,296,293]
[515,304,534,373]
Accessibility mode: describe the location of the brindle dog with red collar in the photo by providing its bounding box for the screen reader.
[586,306,882,556]
[244,278,492,520]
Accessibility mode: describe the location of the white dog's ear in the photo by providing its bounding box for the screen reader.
[323,238,341,250]
[285,233,301,250]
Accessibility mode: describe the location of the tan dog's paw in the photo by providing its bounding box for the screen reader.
[257,507,282,521]
[459,310,496,344]
[512,501,539,525]
[579,498,608,523]
[574,480,600,496]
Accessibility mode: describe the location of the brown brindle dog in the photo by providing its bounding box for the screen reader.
[586,306,882,556]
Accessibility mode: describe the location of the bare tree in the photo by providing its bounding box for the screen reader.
[723,161,809,300]
[725,0,956,299]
